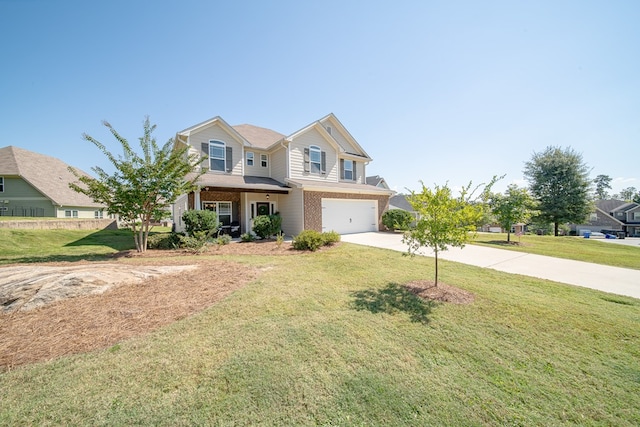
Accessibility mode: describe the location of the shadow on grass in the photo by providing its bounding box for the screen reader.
[64,229,135,251]
[0,253,119,265]
[350,282,434,324]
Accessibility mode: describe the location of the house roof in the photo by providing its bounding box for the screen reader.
[0,146,104,208]
[286,178,394,195]
[188,173,289,193]
[389,194,414,211]
[595,199,627,213]
[232,124,285,150]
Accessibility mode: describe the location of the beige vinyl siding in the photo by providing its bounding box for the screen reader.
[270,145,287,183]
[244,149,270,178]
[322,121,358,154]
[2,177,56,217]
[188,123,243,175]
[278,188,304,236]
[289,128,338,182]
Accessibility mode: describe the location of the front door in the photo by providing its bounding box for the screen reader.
[256,202,270,216]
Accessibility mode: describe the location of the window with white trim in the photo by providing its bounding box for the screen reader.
[202,201,232,226]
[343,160,353,181]
[246,151,254,166]
[0,177,3,192]
[95,210,104,219]
[65,210,78,218]
[261,154,268,168]
[209,140,226,171]
[310,145,321,174]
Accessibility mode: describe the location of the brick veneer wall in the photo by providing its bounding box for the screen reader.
[303,191,390,232]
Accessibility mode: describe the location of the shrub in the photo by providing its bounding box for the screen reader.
[177,231,210,254]
[292,230,325,251]
[216,234,232,245]
[382,209,413,231]
[240,232,256,242]
[147,232,182,250]
[252,213,282,239]
[275,232,285,248]
[322,231,341,245]
[182,210,219,236]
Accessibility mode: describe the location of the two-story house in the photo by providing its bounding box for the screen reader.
[571,199,640,237]
[172,114,393,236]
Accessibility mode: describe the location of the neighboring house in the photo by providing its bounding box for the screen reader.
[0,146,106,218]
[366,175,391,190]
[172,114,393,236]
[571,199,640,237]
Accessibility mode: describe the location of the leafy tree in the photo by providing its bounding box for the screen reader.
[403,181,487,286]
[619,186,638,202]
[593,174,612,200]
[523,146,592,236]
[489,184,536,243]
[69,117,204,252]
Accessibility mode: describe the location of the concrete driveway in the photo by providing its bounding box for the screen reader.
[341,232,640,300]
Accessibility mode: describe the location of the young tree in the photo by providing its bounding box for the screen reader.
[402,181,486,287]
[523,146,592,236]
[593,174,612,200]
[489,184,536,243]
[69,117,204,252]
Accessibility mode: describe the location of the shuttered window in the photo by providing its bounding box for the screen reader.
[203,140,232,172]
[341,159,355,181]
[0,177,3,192]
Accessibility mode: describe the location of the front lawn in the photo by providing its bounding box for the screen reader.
[472,232,640,270]
[1,243,639,425]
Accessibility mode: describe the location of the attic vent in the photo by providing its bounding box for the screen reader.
[326,126,332,135]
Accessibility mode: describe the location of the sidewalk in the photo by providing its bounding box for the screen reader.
[341,232,640,300]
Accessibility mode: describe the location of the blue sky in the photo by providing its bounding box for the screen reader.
[1,0,638,196]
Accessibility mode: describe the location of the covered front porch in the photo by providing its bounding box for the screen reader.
[174,176,289,236]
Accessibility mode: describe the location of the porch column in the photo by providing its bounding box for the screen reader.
[194,188,201,210]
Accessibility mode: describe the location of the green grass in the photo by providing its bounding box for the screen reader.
[472,232,640,270]
[0,228,136,263]
[1,241,639,425]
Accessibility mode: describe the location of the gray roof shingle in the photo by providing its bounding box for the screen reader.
[0,146,104,208]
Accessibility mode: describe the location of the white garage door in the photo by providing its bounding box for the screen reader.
[321,199,378,234]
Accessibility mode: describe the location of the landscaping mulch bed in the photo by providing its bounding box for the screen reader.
[405,280,475,304]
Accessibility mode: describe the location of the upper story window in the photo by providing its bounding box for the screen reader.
[202,140,232,172]
[261,154,268,168]
[304,145,326,175]
[209,141,226,171]
[589,213,598,222]
[341,159,355,181]
[246,151,254,166]
[310,145,321,174]
[0,177,3,192]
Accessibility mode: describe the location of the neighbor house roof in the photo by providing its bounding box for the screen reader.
[232,124,286,150]
[0,146,104,208]
[595,199,627,214]
[389,194,414,211]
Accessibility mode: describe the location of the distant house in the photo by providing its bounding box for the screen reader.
[0,146,105,218]
[172,114,393,236]
[571,199,640,237]
[366,175,391,190]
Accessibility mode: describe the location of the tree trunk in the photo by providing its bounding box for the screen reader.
[554,222,559,237]
[507,231,511,243]
[434,249,439,287]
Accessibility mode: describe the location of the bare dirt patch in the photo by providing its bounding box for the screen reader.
[405,280,475,304]
[0,241,305,370]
